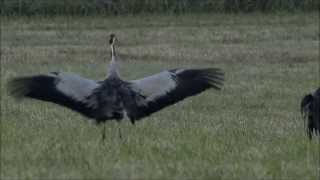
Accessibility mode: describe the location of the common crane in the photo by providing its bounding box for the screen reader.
[301,87,320,139]
[8,34,224,139]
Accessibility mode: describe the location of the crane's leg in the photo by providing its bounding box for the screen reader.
[118,121,122,139]
[102,123,106,141]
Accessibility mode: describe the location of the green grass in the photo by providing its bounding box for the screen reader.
[1,13,319,179]
[2,0,319,16]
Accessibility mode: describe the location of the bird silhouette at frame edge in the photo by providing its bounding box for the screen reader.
[301,87,320,139]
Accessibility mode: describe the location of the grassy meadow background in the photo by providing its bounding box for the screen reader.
[2,0,319,15]
[1,13,319,179]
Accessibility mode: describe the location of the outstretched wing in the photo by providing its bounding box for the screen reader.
[8,72,100,119]
[127,68,224,120]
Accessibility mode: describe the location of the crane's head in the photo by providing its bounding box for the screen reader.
[109,34,116,45]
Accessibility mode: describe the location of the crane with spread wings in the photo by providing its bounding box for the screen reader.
[8,34,224,139]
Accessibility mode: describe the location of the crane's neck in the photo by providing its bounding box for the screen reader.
[108,43,120,78]
[111,43,116,57]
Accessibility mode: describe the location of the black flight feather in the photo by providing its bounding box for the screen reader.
[129,68,224,121]
[8,75,97,119]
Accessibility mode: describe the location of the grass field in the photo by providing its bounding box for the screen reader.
[1,13,319,179]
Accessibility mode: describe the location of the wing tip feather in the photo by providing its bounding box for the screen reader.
[7,77,33,99]
[201,68,225,90]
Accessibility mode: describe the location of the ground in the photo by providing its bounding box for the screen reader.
[1,13,319,179]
